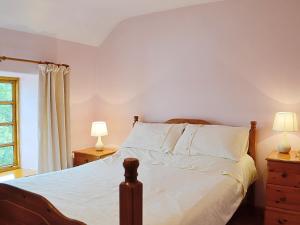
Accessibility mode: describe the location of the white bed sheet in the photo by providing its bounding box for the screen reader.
[6,148,257,225]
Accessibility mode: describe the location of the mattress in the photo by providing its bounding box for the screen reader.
[5,147,257,225]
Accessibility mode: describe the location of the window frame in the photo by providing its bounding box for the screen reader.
[0,76,19,172]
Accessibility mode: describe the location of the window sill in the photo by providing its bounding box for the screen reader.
[0,168,36,182]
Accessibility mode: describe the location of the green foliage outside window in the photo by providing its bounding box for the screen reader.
[0,146,13,166]
[0,83,12,101]
[0,126,13,144]
[0,80,17,169]
[0,105,12,123]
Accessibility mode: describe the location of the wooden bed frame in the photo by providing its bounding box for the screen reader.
[0,117,257,225]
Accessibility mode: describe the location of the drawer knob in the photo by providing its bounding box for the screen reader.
[278,219,288,224]
[275,197,287,203]
[281,172,288,178]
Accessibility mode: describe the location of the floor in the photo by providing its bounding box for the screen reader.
[0,168,36,182]
[227,205,264,225]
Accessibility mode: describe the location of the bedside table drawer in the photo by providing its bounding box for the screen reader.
[265,207,300,225]
[74,154,99,166]
[268,161,300,188]
[266,184,300,211]
[73,147,117,167]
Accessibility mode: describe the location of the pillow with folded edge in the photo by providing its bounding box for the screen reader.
[121,122,187,153]
[173,124,250,161]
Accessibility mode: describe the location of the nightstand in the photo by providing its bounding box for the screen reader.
[265,151,300,225]
[73,147,117,166]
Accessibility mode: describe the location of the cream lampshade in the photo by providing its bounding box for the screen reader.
[273,112,298,153]
[91,121,108,151]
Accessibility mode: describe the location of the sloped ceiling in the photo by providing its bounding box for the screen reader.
[0,0,223,46]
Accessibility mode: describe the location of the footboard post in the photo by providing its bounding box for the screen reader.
[120,158,143,225]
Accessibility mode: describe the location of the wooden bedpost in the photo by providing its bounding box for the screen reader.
[247,121,257,206]
[133,116,139,127]
[120,158,143,225]
[249,121,257,162]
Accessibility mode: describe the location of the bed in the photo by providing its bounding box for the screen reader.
[0,118,257,225]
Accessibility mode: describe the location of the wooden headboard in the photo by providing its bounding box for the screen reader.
[133,116,257,164]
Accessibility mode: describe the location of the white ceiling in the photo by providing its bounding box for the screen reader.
[0,0,222,46]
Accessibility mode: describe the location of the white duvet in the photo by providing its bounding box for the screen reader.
[6,148,257,225]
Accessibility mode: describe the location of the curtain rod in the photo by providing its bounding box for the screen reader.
[0,55,69,67]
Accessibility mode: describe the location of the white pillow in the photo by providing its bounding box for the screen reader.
[121,122,186,153]
[173,124,249,161]
[172,124,203,155]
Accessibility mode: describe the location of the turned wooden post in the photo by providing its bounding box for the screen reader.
[120,158,143,225]
[133,116,139,127]
[247,121,257,206]
[249,121,257,161]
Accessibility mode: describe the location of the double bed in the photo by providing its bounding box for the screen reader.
[0,118,257,225]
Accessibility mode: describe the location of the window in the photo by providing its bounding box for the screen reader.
[0,77,19,172]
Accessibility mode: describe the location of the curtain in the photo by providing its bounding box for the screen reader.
[38,64,71,173]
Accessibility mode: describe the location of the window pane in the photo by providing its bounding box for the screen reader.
[0,146,14,167]
[0,83,13,101]
[0,125,13,144]
[0,105,13,123]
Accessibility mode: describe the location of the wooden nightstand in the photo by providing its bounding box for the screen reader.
[73,147,117,166]
[265,151,300,225]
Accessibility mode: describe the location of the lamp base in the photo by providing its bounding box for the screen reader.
[277,145,291,154]
[95,136,104,151]
[277,133,291,154]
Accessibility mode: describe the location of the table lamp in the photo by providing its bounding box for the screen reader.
[273,112,298,153]
[91,121,108,151]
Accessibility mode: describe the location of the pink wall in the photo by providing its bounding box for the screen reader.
[0,28,98,151]
[95,0,300,207]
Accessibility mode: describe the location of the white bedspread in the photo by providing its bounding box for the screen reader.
[6,148,257,225]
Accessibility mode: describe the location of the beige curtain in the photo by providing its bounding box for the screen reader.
[38,64,71,173]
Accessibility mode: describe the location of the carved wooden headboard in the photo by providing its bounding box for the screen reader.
[133,116,257,164]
